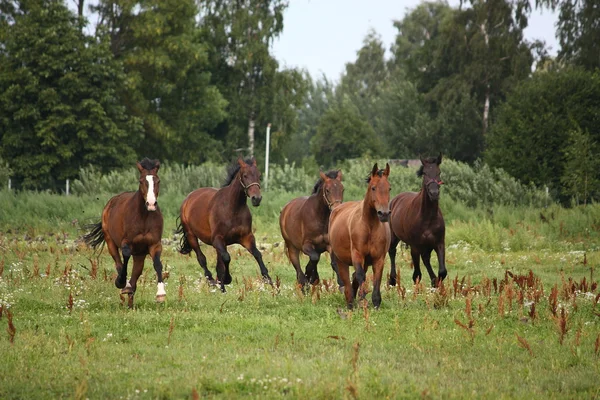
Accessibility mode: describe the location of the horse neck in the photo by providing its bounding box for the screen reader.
[132,190,149,215]
[224,174,247,207]
[361,190,378,224]
[418,183,439,218]
[310,185,331,218]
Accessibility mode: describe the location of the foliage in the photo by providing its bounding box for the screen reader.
[0,0,139,190]
[560,127,600,205]
[485,68,600,203]
[92,0,227,164]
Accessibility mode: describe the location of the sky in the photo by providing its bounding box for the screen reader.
[271,0,559,82]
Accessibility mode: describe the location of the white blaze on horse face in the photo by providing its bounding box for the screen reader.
[145,175,157,211]
[157,282,166,296]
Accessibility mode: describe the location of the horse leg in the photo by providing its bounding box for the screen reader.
[105,234,125,289]
[211,236,230,293]
[188,234,215,285]
[371,257,385,309]
[117,241,132,291]
[285,241,308,288]
[328,248,344,292]
[336,260,353,309]
[410,246,422,284]
[240,234,273,286]
[388,235,400,286]
[124,255,145,309]
[420,248,438,288]
[302,242,320,285]
[351,251,367,302]
[434,243,447,286]
[149,243,166,302]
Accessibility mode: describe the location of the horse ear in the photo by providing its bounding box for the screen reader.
[371,163,379,176]
[336,169,342,181]
[319,170,327,181]
[136,162,144,174]
[420,155,427,165]
[154,160,160,172]
[252,157,257,166]
[437,152,443,164]
[383,163,390,177]
[238,158,246,168]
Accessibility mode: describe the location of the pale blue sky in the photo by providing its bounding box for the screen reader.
[272,0,559,81]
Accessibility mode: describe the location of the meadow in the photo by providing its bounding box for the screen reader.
[1,159,599,399]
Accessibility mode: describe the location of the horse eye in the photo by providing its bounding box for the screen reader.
[372,187,376,191]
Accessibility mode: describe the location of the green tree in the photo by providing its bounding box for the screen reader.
[94,0,227,163]
[560,127,600,205]
[311,99,381,168]
[0,0,140,190]
[485,68,600,202]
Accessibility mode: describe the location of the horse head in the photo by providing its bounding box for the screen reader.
[238,157,262,207]
[368,163,391,222]
[319,169,344,210]
[418,153,443,202]
[137,159,160,212]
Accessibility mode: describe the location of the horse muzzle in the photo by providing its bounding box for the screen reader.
[146,201,158,212]
[251,195,262,207]
[377,210,390,222]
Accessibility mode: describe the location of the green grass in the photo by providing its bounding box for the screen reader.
[1,227,599,399]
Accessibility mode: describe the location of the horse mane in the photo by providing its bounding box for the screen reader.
[222,158,254,187]
[312,170,339,194]
[139,158,159,171]
[416,157,439,177]
[365,169,385,183]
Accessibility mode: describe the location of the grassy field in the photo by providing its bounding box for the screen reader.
[1,206,600,399]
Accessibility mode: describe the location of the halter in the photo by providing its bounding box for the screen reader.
[322,188,341,210]
[239,174,261,196]
[424,176,444,186]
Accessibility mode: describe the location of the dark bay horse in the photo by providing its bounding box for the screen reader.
[176,157,272,292]
[279,170,344,288]
[83,159,165,307]
[329,163,391,309]
[388,154,447,288]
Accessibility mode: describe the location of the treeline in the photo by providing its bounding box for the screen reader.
[0,0,599,204]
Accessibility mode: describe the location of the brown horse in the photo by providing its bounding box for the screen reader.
[83,159,165,308]
[388,154,447,288]
[176,157,272,292]
[279,170,344,288]
[329,163,391,309]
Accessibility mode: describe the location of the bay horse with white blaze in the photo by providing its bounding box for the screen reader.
[279,170,344,288]
[388,154,447,288]
[329,163,391,309]
[176,157,272,292]
[83,158,165,308]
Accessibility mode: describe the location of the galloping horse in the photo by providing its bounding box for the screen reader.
[83,159,165,307]
[388,154,447,287]
[279,170,344,288]
[176,157,272,292]
[329,163,391,309]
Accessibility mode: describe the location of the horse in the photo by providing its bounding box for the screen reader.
[83,158,165,308]
[387,153,447,288]
[329,163,391,309]
[279,170,344,289]
[176,157,272,292]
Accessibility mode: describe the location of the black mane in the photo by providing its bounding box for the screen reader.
[416,157,439,177]
[365,169,385,183]
[312,170,339,194]
[223,158,254,187]
[139,158,159,171]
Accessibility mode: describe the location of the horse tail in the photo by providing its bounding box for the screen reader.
[175,216,193,255]
[82,222,104,250]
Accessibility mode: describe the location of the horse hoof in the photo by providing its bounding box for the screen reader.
[388,278,397,286]
[115,279,126,289]
[121,285,133,295]
[224,274,232,285]
[338,286,345,294]
[156,294,166,303]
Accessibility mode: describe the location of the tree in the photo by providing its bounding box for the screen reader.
[560,127,600,204]
[311,99,381,168]
[93,0,227,164]
[485,68,600,202]
[0,0,139,189]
